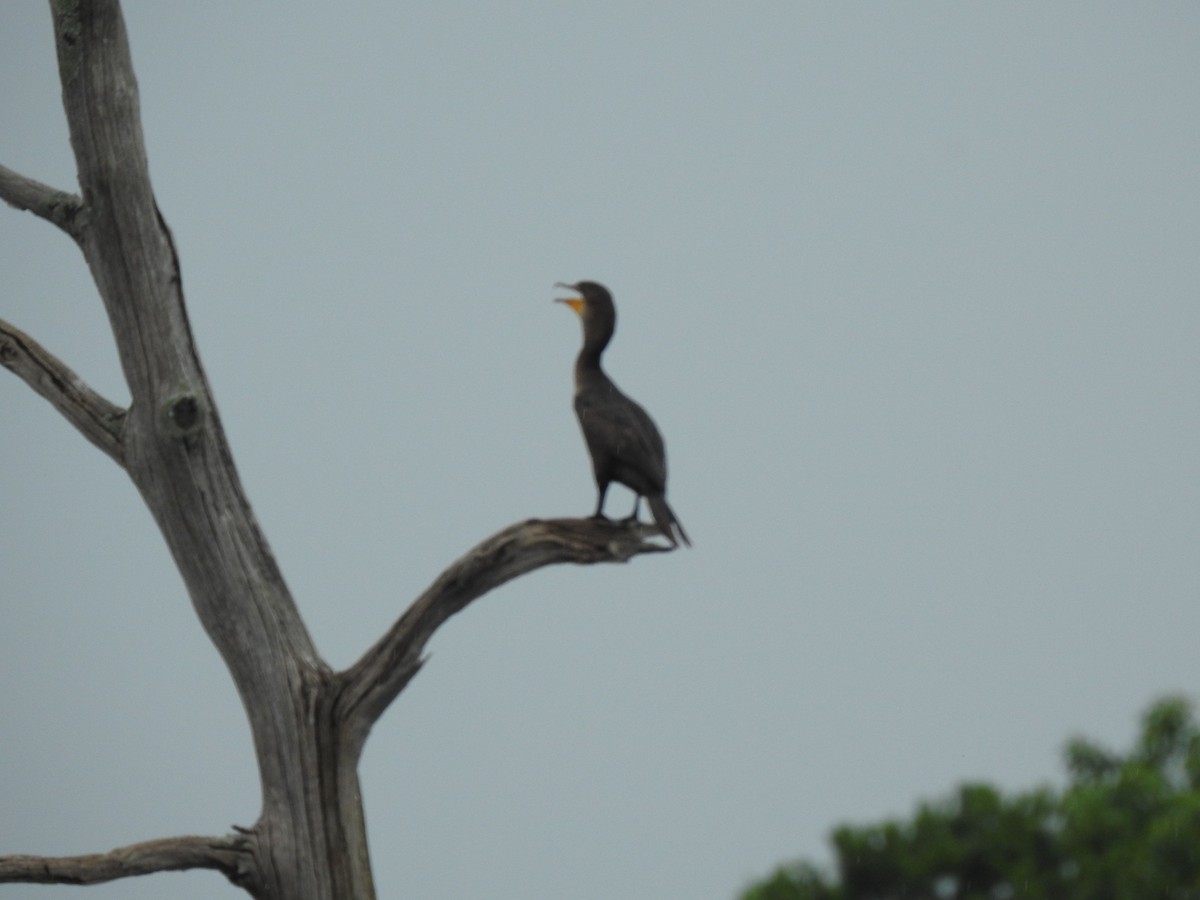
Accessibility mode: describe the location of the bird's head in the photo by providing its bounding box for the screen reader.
[555,281,614,317]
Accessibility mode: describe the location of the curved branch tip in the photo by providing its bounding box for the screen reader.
[337,514,679,738]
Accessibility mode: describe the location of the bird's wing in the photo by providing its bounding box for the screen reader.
[576,389,667,486]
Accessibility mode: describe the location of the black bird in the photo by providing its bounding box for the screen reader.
[556,281,690,547]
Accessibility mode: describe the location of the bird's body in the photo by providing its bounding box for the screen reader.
[557,281,690,547]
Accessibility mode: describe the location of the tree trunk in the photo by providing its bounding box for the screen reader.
[0,2,676,896]
[50,1,376,896]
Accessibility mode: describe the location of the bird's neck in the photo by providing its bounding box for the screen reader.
[575,320,613,372]
[575,343,603,373]
[574,345,618,397]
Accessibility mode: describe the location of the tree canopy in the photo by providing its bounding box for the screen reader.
[741,696,1200,900]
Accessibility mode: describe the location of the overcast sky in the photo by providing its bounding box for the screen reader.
[3,4,1199,899]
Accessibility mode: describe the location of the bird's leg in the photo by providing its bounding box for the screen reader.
[620,495,643,524]
[590,483,611,520]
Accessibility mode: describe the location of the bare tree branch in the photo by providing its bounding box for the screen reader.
[8,3,686,896]
[0,317,126,465]
[337,516,672,747]
[0,833,256,888]
[0,163,83,239]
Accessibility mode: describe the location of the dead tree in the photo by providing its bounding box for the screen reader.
[0,3,671,897]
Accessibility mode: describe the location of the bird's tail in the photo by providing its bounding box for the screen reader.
[648,495,691,548]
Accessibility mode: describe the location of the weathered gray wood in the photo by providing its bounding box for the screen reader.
[0,164,83,237]
[0,317,126,463]
[0,2,679,897]
[340,517,670,751]
[0,835,254,886]
[42,2,359,897]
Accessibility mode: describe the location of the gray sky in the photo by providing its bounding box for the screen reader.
[3,3,1199,898]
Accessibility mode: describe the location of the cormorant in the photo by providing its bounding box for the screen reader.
[556,281,690,547]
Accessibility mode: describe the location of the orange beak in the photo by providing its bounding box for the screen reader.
[554,282,584,315]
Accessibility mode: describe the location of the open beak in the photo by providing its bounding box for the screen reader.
[554,282,584,314]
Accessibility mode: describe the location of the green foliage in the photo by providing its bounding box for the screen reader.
[740,696,1200,900]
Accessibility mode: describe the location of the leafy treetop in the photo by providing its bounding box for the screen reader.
[741,696,1200,900]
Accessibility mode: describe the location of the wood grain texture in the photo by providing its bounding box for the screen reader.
[1,2,681,897]
[339,516,671,749]
[0,164,83,237]
[0,835,254,887]
[0,317,126,463]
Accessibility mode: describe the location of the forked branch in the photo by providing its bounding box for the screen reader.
[337,516,671,747]
[5,3,684,897]
[0,164,83,239]
[0,833,255,888]
[0,317,126,465]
